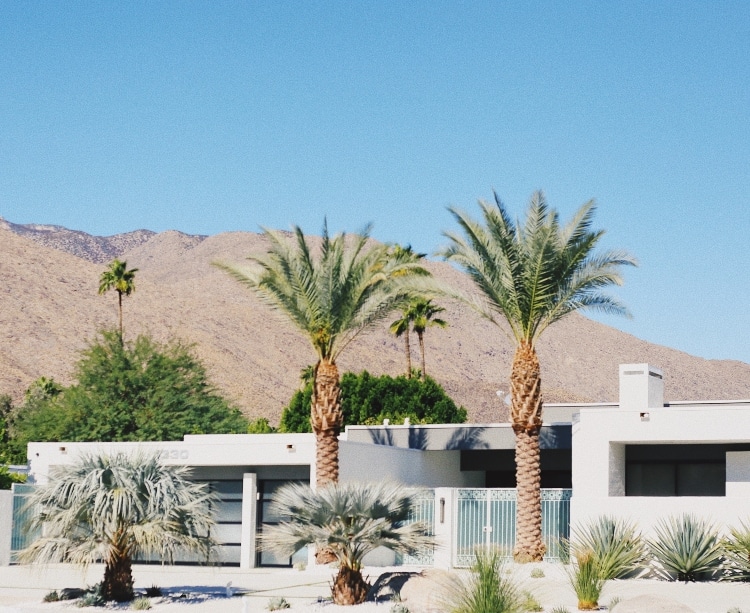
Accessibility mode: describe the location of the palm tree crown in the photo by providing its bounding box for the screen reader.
[441,192,634,344]
[98,259,138,343]
[440,190,635,562]
[216,222,429,485]
[19,452,215,602]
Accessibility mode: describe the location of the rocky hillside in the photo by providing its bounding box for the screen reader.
[1,220,748,425]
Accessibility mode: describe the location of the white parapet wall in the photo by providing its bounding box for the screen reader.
[572,399,750,536]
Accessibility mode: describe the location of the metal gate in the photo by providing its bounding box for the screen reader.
[454,488,571,567]
[10,483,39,561]
[398,489,435,565]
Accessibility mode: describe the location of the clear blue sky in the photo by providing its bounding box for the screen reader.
[1,2,749,364]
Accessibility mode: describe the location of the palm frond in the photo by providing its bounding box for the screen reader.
[440,191,636,346]
[260,481,434,571]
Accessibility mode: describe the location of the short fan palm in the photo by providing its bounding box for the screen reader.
[19,453,216,602]
[261,481,435,605]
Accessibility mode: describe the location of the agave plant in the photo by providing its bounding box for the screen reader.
[648,514,724,581]
[723,519,750,581]
[572,515,647,579]
[261,481,435,605]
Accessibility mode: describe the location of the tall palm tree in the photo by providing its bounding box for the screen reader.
[389,303,416,378]
[98,259,138,344]
[440,191,635,562]
[411,298,447,381]
[19,452,215,602]
[388,245,427,379]
[262,481,435,605]
[216,223,429,486]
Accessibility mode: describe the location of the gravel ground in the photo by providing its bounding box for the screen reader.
[0,563,748,613]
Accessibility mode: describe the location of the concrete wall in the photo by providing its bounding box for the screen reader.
[27,433,316,484]
[572,403,750,536]
[0,490,12,566]
[339,440,482,487]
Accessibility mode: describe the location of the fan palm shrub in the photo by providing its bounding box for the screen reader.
[723,519,750,581]
[648,514,724,581]
[261,481,435,605]
[19,452,216,602]
[572,515,647,579]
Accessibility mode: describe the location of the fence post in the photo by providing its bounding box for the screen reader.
[432,487,453,569]
[0,489,12,566]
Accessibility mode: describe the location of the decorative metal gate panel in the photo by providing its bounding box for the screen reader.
[454,488,571,567]
[11,483,38,561]
[398,489,435,565]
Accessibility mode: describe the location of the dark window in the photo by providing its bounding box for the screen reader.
[623,444,748,497]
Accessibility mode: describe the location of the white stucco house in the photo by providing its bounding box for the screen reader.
[2,363,749,568]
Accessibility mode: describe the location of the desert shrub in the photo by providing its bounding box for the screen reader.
[568,549,605,611]
[572,515,647,579]
[726,607,742,613]
[76,583,105,607]
[520,590,543,611]
[390,603,410,613]
[648,514,723,581]
[131,597,152,610]
[723,519,750,581]
[438,548,523,613]
[144,586,162,597]
[550,607,571,613]
[266,596,290,610]
[529,567,545,579]
[43,590,60,602]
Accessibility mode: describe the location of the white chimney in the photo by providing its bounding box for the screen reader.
[619,364,664,410]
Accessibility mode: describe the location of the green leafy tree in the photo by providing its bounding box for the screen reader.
[98,259,138,344]
[0,465,26,489]
[280,371,466,433]
[19,452,215,602]
[215,222,429,486]
[262,481,434,605]
[440,191,635,561]
[9,331,247,459]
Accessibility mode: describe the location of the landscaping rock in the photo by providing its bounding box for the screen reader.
[613,594,696,613]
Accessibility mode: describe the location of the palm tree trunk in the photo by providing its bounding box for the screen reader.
[417,331,426,381]
[404,328,412,378]
[510,340,545,562]
[103,549,134,602]
[117,290,124,345]
[332,566,370,605]
[311,358,342,486]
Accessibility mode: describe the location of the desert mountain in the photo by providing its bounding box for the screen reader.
[1,220,749,425]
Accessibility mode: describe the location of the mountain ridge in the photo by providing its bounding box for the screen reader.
[1,219,748,425]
